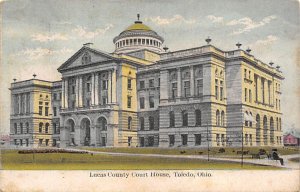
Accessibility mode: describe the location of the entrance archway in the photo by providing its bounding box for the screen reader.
[66,119,75,146]
[80,118,91,146]
[96,117,108,146]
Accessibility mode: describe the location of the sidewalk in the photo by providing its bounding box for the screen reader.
[69,148,300,169]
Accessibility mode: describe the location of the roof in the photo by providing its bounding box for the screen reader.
[125,21,152,31]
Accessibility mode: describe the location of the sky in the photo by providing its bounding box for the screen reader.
[0,0,299,134]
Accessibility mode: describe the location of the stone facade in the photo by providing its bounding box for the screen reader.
[9,17,284,148]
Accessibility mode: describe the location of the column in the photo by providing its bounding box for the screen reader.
[61,79,65,108]
[95,73,99,105]
[75,77,79,107]
[108,70,112,103]
[18,94,21,114]
[64,79,69,108]
[190,65,194,96]
[159,70,168,103]
[24,94,27,114]
[90,125,97,146]
[91,73,95,105]
[177,68,181,98]
[111,69,117,103]
[257,76,261,102]
[78,76,83,107]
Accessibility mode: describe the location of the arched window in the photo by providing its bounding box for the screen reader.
[169,111,175,127]
[14,123,17,134]
[249,112,253,127]
[140,117,145,130]
[279,118,281,131]
[39,123,43,133]
[70,120,75,132]
[20,123,23,134]
[270,117,274,130]
[256,114,260,129]
[215,69,218,76]
[221,111,225,126]
[53,123,57,134]
[149,116,154,130]
[182,110,188,126]
[128,117,132,130]
[276,117,279,130]
[25,122,29,134]
[245,111,249,126]
[263,116,268,130]
[45,123,49,133]
[216,110,220,126]
[195,110,201,126]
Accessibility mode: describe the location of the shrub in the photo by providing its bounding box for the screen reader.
[219,148,225,153]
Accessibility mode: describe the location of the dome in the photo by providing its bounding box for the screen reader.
[113,16,164,54]
[125,21,152,31]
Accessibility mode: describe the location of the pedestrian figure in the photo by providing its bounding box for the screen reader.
[272,149,284,165]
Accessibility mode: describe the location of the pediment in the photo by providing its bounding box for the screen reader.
[58,46,115,71]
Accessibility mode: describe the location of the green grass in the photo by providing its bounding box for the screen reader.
[1,150,281,170]
[81,146,300,157]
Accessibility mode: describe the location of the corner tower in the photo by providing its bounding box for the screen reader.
[113,14,164,54]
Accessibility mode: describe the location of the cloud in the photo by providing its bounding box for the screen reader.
[207,15,224,23]
[31,33,69,42]
[227,15,276,35]
[72,24,114,39]
[14,47,73,60]
[251,35,279,47]
[145,15,196,25]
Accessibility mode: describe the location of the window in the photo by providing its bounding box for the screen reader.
[39,123,43,133]
[216,134,220,146]
[149,116,154,130]
[249,112,253,127]
[26,139,29,147]
[45,139,49,146]
[215,80,219,100]
[45,123,49,133]
[139,137,145,147]
[127,96,132,108]
[216,110,220,126]
[72,85,75,94]
[53,93,57,100]
[244,69,247,79]
[20,139,23,146]
[195,134,201,145]
[26,122,29,134]
[128,137,132,147]
[245,111,249,126]
[38,139,43,146]
[128,117,132,129]
[14,123,17,134]
[182,111,188,127]
[140,117,145,130]
[20,123,23,134]
[149,96,154,108]
[53,123,57,134]
[172,83,177,99]
[184,81,190,97]
[148,136,154,146]
[245,88,247,102]
[39,106,43,116]
[87,83,91,92]
[140,81,145,89]
[249,89,252,103]
[195,79,203,97]
[249,71,251,80]
[169,111,175,127]
[221,111,225,126]
[158,78,160,87]
[53,107,57,116]
[86,99,90,107]
[195,110,201,126]
[14,139,18,145]
[181,134,188,146]
[45,107,49,116]
[102,80,108,90]
[72,101,76,109]
[149,79,154,88]
[102,97,107,105]
[169,135,175,146]
[127,78,132,89]
[139,97,145,109]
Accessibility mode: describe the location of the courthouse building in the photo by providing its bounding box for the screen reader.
[10,15,284,148]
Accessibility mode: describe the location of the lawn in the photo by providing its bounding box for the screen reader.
[1,150,281,170]
[81,146,300,158]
